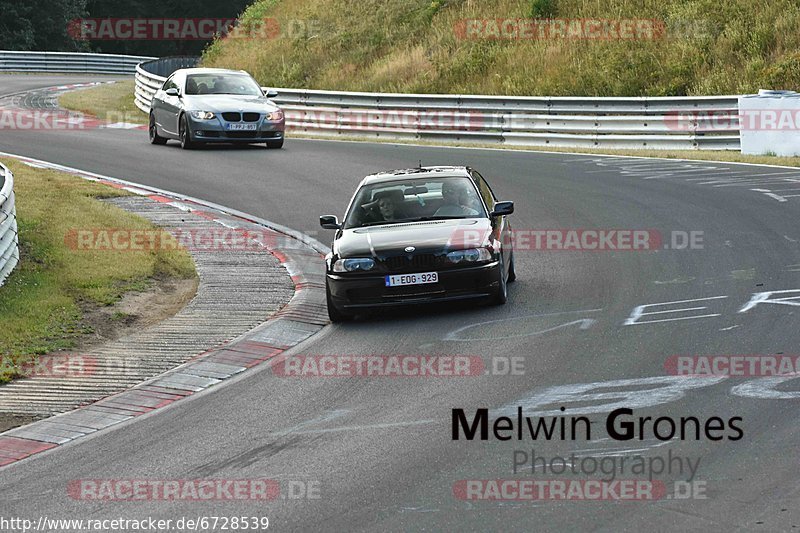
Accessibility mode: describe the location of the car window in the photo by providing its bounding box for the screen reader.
[472,171,496,212]
[162,75,177,91]
[344,176,486,228]
[184,73,262,96]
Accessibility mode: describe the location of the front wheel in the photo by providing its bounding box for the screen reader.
[326,280,352,323]
[507,251,516,283]
[149,114,167,145]
[490,256,508,305]
[179,114,196,150]
[266,138,284,149]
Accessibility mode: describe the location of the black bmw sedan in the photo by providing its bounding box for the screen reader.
[320,166,515,322]
[148,67,285,149]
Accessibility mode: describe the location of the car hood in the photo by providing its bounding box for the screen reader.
[334,218,494,258]
[183,95,281,113]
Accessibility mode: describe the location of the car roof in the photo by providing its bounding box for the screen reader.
[359,166,472,186]
[175,68,252,76]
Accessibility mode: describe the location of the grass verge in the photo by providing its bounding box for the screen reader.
[58,80,146,125]
[0,159,196,382]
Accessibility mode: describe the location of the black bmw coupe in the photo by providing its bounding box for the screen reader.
[320,166,515,322]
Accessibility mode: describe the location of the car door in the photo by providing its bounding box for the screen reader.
[159,74,183,136]
[471,170,512,267]
[152,75,171,133]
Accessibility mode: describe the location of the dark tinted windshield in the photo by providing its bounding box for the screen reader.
[344,176,486,229]
[185,73,263,96]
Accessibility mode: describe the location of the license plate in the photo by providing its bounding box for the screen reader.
[385,272,438,287]
[227,123,257,131]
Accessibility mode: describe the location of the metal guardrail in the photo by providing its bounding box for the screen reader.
[274,91,741,150]
[0,51,155,74]
[134,57,198,113]
[0,163,19,287]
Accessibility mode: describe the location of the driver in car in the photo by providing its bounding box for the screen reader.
[212,77,230,93]
[434,182,479,217]
[361,190,406,223]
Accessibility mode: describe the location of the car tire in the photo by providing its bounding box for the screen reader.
[266,138,284,149]
[179,114,196,150]
[149,113,167,145]
[491,255,508,305]
[326,280,352,323]
[507,251,516,283]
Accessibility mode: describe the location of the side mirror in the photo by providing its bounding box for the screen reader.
[490,201,514,217]
[320,215,341,230]
[263,88,279,98]
[165,87,180,97]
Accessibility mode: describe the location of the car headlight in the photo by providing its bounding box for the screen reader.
[267,110,284,121]
[446,248,492,264]
[189,111,215,120]
[333,258,375,272]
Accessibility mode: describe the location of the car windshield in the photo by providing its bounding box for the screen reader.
[343,176,487,229]
[184,73,263,96]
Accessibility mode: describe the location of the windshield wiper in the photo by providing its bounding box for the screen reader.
[404,216,471,222]
[355,215,475,228]
[358,218,419,227]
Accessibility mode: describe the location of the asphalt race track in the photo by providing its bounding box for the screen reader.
[2,75,800,531]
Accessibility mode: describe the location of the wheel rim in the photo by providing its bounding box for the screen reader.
[179,120,186,145]
[149,116,155,140]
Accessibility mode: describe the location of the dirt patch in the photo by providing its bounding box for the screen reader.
[76,274,199,347]
[0,274,198,433]
[0,414,43,434]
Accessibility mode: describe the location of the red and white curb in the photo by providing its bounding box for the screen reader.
[0,152,329,468]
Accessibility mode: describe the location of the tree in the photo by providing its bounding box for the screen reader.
[0,0,88,51]
[0,0,252,55]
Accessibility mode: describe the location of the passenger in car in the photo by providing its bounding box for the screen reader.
[434,182,479,217]
[459,184,483,213]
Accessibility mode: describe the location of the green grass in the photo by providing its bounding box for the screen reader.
[0,160,196,382]
[58,80,146,125]
[201,0,800,96]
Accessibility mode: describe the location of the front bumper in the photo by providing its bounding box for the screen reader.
[187,114,285,143]
[327,261,500,309]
